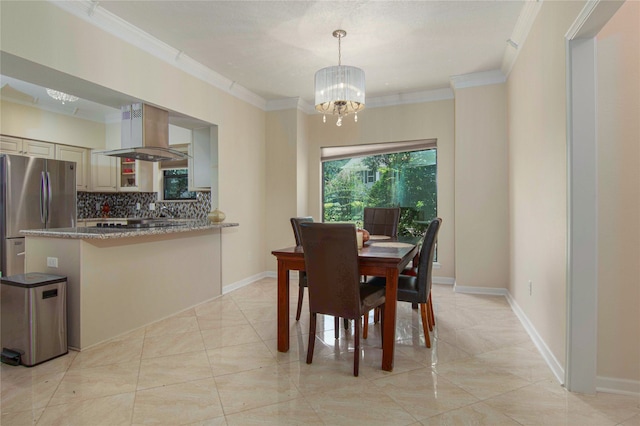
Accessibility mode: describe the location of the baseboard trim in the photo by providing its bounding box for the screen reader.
[454,284,508,296]
[505,292,565,385]
[433,276,455,285]
[596,376,640,396]
[223,272,271,294]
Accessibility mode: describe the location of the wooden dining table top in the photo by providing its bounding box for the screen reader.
[271,235,421,260]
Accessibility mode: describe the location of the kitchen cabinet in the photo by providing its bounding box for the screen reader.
[56,144,88,190]
[119,157,137,190]
[0,135,55,159]
[90,151,118,192]
[0,135,23,154]
[118,158,154,192]
[189,127,212,191]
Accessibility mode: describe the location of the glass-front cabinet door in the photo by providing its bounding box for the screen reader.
[118,158,154,192]
[119,157,137,190]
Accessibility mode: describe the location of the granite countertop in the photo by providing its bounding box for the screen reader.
[20,219,238,239]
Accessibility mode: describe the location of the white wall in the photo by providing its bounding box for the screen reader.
[596,0,640,386]
[507,0,586,371]
[454,84,509,289]
[265,109,299,269]
[1,100,106,148]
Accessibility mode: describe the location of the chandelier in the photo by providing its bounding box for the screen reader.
[314,30,365,126]
[46,89,79,104]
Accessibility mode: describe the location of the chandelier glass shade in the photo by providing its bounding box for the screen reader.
[314,30,365,126]
[46,89,79,104]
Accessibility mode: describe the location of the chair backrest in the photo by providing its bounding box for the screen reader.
[416,218,442,302]
[290,217,314,246]
[299,223,362,319]
[363,207,401,237]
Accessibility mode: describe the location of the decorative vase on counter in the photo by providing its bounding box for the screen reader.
[208,208,226,223]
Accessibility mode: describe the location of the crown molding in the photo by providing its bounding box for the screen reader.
[49,0,267,111]
[366,88,454,109]
[501,0,544,77]
[266,88,455,114]
[48,0,511,116]
[566,0,624,40]
[450,70,506,90]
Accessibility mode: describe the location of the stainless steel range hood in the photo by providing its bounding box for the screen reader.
[100,103,189,162]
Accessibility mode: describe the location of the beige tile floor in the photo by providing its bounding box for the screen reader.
[2,279,639,425]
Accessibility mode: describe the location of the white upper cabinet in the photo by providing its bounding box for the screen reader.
[90,150,118,192]
[189,127,212,191]
[0,135,23,155]
[1,136,55,159]
[56,144,88,190]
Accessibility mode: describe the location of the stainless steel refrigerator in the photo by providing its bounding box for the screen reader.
[0,154,77,277]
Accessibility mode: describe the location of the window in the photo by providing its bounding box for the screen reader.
[322,140,437,237]
[163,169,196,200]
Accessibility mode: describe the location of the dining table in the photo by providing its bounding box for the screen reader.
[271,235,420,372]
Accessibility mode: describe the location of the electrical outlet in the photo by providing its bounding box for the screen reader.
[149,203,155,210]
[47,257,58,268]
[136,202,141,210]
[528,280,532,296]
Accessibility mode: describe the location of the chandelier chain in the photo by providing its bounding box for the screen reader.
[338,32,342,66]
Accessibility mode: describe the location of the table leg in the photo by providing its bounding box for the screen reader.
[382,267,399,371]
[277,260,290,352]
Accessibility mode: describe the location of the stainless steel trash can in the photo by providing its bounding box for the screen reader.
[1,273,68,366]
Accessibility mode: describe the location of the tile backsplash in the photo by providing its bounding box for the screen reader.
[77,191,212,220]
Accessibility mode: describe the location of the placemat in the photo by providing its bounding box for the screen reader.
[368,235,391,240]
[370,242,415,248]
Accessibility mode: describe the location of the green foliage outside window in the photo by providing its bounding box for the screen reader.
[322,149,437,237]
[163,169,196,200]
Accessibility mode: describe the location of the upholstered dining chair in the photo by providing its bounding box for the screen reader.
[290,216,314,321]
[367,217,441,348]
[360,206,401,330]
[399,217,443,332]
[299,222,386,376]
[362,207,401,237]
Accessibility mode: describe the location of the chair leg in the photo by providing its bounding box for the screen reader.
[379,304,385,347]
[428,293,435,328]
[363,311,369,339]
[295,285,305,321]
[344,318,349,330]
[307,313,317,364]
[420,303,431,348]
[354,316,360,377]
[427,296,434,331]
[373,307,380,324]
[334,316,339,339]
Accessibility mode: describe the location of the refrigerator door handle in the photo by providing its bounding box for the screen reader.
[46,171,52,225]
[40,171,47,224]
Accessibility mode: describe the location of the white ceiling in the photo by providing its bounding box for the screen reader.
[1,0,529,122]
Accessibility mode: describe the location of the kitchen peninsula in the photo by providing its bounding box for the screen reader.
[21,220,238,350]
